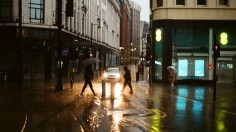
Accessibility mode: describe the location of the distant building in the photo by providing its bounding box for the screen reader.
[150,0,236,83]
[120,0,132,65]
[129,1,141,64]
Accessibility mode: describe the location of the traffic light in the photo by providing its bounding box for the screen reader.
[146,47,151,61]
[213,43,220,58]
[66,0,74,17]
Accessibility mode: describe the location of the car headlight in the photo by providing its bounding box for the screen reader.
[103,72,108,78]
[115,73,120,78]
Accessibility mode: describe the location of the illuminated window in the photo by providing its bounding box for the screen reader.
[178,60,188,76]
[29,0,44,23]
[195,60,204,76]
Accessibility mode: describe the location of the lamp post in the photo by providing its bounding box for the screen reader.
[55,0,63,91]
[130,43,133,64]
[16,0,23,87]
[120,47,124,64]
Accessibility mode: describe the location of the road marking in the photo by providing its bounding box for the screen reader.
[222,110,236,116]
[21,113,27,132]
[107,108,167,119]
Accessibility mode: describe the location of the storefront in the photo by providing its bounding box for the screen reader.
[152,20,236,83]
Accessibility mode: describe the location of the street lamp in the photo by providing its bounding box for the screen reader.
[130,43,133,63]
[120,47,124,64]
[130,43,136,64]
[16,0,23,87]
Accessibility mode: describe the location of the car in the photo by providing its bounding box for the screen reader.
[103,67,121,82]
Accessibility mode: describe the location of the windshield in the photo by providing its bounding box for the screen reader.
[107,68,119,73]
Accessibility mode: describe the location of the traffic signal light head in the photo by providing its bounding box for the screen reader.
[213,44,220,58]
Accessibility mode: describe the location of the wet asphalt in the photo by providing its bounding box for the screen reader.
[1,77,236,132]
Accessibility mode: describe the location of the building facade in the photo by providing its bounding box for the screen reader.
[120,0,132,65]
[150,0,236,83]
[0,0,121,83]
[129,1,141,64]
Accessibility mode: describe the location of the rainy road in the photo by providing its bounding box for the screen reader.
[75,82,236,132]
[1,81,236,132]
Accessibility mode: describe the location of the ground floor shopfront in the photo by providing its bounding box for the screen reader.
[0,26,120,83]
[151,20,236,83]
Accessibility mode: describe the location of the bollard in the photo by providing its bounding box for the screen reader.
[102,80,106,98]
[110,81,115,100]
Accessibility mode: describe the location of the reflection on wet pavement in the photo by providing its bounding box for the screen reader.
[1,80,236,132]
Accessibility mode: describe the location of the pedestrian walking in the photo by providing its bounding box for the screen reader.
[80,64,96,97]
[121,66,133,94]
[136,70,139,82]
[167,66,177,92]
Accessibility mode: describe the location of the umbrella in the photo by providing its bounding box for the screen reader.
[83,57,101,65]
[167,66,177,73]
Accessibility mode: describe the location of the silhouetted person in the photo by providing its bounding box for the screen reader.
[121,66,133,94]
[136,70,139,82]
[80,64,96,97]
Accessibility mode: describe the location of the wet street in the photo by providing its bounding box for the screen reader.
[1,79,236,132]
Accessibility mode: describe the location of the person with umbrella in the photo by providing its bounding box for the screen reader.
[80,64,97,97]
[167,66,177,92]
[121,66,133,95]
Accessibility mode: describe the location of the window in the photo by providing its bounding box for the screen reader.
[219,0,228,5]
[195,60,204,76]
[178,60,188,76]
[176,0,185,5]
[157,0,163,7]
[29,0,44,23]
[0,0,12,22]
[197,0,206,5]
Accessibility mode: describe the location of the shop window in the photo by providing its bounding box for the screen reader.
[197,0,206,5]
[219,0,228,6]
[0,0,12,22]
[157,0,163,7]
[29,0,44,23]
[178,59,188,76]
[176,0,185,5]
[195,60,204,76]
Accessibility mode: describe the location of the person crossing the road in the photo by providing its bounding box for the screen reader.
[121,66,133,95]
[80,64,97,97]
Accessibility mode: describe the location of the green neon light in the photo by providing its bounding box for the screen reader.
[220,32,228,45]
[155,29,162,42]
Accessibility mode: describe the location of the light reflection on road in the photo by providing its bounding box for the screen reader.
[84,83,236,131]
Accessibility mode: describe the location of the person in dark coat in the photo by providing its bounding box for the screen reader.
[121,66,133,94]
[80,64,96,96]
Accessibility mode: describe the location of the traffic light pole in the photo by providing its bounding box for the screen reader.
[213,57,217,101]
[213,34,219,101]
